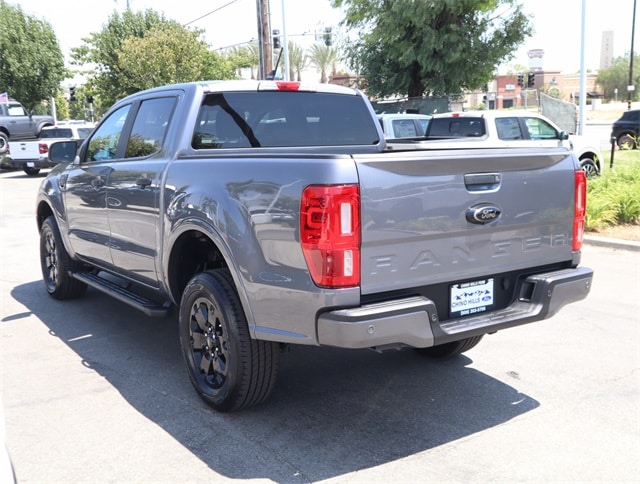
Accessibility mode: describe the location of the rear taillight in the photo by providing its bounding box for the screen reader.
[300,184,360,288]
[573,170,587,251]
[39,143,48,155]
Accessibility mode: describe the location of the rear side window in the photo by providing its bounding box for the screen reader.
[427,118,485,137]
[495,118,523,140]
[192,91,380,149]
[125,97,177,158]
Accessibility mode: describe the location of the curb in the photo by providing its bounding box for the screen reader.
[584,235,640,252]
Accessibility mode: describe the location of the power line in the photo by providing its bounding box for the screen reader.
[183,0,240,26]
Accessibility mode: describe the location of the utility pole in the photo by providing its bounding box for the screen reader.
[256,0,272,79]
[628,0,637,110]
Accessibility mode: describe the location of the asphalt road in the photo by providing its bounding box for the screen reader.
[1,169,638,483]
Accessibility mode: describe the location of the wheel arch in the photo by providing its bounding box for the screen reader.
[165,224,256,333]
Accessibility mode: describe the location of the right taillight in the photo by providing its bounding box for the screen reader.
[300,184,360,288]
[573,169,587,251]
[39,143,49,155]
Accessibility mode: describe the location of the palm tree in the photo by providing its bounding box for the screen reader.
[228,42,259,79]
[287,41,309,81]
[308,44,337,83]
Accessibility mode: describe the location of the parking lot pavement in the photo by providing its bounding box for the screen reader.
[1,169,639,483]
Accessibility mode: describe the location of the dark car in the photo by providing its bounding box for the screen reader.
[611,109,640,149]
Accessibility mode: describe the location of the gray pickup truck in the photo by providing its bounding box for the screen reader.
[36,80,593,412]
[0,99,55,155]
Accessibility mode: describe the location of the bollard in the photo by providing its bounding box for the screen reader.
[610,137,616,169]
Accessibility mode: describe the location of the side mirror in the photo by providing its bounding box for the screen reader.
[559,130,569,140]
[49,140,80,163]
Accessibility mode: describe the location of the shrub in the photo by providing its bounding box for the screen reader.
[586,162,640,230]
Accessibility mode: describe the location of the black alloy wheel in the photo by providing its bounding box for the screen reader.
[179,269,279,412]
[39,216,87,299]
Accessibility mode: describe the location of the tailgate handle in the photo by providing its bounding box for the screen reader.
[464,173,500,191]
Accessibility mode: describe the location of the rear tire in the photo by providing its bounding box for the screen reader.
[23,167,41,176]
[417,335,484,358]
[39,216,87,299]
[0,132,8,155]
[179,269,279,412]
[618,134,636,150]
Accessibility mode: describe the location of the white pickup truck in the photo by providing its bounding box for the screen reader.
[8,124,94,175]
[425,110,601,177]
[387,110,602,177]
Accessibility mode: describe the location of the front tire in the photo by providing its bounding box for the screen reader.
[580,158,599,178]
[179,269,279,412]
[39,216,87,299]
[416,335,484,358]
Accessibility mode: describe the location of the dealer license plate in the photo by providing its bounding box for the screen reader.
[26,162,35,167]
[450,278,494,318]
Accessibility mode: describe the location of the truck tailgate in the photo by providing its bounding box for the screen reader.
[10,141,40,160]
[354,147,579,295]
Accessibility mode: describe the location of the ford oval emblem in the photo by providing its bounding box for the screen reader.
[466,203,502,224]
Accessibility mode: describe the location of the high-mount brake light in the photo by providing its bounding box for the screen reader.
[573,169,587,251]
[276,81,300,91]
[300,185,360,288]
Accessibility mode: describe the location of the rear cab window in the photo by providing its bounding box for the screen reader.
[192,91,380,149]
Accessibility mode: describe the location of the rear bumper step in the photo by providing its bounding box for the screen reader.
[317,266,593,349]
[72,271,171,317]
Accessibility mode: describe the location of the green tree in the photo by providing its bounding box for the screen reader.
[71,9,180,106]
[597,54,640,102]
[117,23,234,92]
[332,0,532,98]
[228,42,259,79]
[0,1,67,110]
[308,44,338,83]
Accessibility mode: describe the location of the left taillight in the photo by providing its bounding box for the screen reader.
[573,169,587,251]
[300,184,360,288]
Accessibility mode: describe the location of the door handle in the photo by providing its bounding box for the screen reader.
[136,177,152,188]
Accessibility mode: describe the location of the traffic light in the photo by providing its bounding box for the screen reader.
[272,29,281,50]
[86,95,94,104]
[527,72,535,88]
[323,27,332,46]
[69,86,76,102]
[517,73,524,88]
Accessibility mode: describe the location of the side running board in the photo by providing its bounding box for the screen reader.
[72,271,172,317]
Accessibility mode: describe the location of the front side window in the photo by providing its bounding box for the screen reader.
[524,117,559,139]
[87,105,131,162]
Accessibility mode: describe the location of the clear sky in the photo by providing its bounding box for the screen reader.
[9,0,640,75]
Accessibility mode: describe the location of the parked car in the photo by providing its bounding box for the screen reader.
[7,123,94,175]
[611,109,640,149]
[377,113,431,139]
[419,110,602,177]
